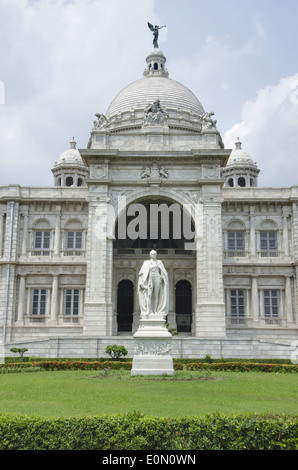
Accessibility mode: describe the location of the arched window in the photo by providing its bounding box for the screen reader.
[117,280,134,332]
[238,177,246,187]
[32,220,51,256]
[175,280,192,333]
[226,220,246,257]
[64,220,83,255]
[66,176,73,187]
[228,178,234,187]
[259,221,278,257]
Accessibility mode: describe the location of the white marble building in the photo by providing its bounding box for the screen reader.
[1,45,297,360]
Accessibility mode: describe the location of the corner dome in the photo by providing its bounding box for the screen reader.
[222,138,260,188]
[56,138,84,166]
[226,138,256,167]
[52,138,89,187]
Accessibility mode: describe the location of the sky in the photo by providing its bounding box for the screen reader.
[0,0,298,188]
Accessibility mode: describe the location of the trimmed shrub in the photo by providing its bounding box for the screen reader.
[186,362,298,373]
[2,361,183,372]
[0,413,297,450]
[105,345,128,360]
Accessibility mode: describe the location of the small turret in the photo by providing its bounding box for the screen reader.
[222,138,260,188]
[51,138,89,187]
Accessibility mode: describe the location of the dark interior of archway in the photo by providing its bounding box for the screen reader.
[114,199,195,251]
[117,279,134,331]
[175,280,192,332]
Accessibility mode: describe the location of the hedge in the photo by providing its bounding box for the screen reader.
[186,362,298,373]
[0,361,183,371]
[0,413,297,450]
[2,361,298,373]
[5,356,294,364]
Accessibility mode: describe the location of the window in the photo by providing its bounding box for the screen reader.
[66,176,73,187]
[34,231,50,255]
[230,290,245,317]
[32,289,47,316]
[238,177,246,187]
[65,289,80,316]
[264,290,279,318]
[66,231,83,255]
[260,231,277,256]
[227,231,245,256]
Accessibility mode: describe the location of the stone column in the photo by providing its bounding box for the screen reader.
[249,206,256,256]
[282,209,289,257]
[167,267,176,331]
[105,236,114,336]
[195,195,226,338]
[50,275,59,324]
[0,213,4,258]
[251,276,259,325]
[21,211,29,256]
[16,275,26,325]
[54,207,61,256]
[132,269,140,334]
[83,198,111,336]
[285,276,293,324]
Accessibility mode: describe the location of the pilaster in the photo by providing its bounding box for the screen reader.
[195,190,226,338]
[83,192,113,336]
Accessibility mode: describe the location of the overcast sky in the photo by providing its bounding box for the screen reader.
[0,0,298,188]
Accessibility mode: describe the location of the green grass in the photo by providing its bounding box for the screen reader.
[0,370,297,418]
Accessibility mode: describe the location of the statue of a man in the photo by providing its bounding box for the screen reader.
[147,22,166,48]
[138,250,169,318]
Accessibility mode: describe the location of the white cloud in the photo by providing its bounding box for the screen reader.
[0,0,157,186]
[224,74,298,187]
[168,18,265,106]
[0,1,297,191]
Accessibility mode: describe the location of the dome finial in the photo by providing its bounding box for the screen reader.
[70,137,76,149]
[235,137,242,149]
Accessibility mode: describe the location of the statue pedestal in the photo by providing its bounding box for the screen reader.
[131,314,174,376]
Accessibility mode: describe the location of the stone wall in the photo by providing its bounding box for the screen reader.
[3,335,297,362]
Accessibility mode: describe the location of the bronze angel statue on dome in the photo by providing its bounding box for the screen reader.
[147,22,166,48]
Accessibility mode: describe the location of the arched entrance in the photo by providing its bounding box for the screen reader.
[117,280,134,332]
[113,196,196,335]
[175,280,192,333]
[114,197,195,251]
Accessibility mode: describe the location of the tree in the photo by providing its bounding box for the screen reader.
[105,345,128,360]
[10,348,28,361]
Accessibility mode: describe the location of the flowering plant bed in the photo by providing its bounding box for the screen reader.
[186,362,298,373]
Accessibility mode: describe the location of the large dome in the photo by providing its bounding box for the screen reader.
[106,75,205,119]
[95,48,207,134]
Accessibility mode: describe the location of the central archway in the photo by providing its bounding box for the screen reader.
[114,197,195,252]
[113,195,196,335]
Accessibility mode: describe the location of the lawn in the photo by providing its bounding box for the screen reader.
[0,369,297,418]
